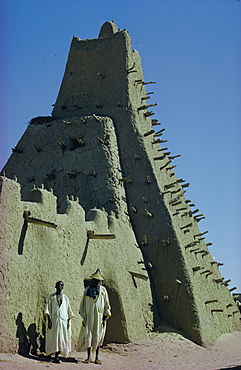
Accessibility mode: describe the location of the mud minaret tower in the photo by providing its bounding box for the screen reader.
[2,22,240,348]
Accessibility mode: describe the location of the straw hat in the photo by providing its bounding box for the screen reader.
[91,269,104,281]
[83,276,92,282]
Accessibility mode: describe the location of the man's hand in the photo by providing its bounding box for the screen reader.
[48,319,52,330]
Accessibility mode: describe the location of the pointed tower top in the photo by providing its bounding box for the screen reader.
[98,21,119,38]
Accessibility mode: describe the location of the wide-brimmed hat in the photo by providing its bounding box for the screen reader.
[83,276,92,282]
[91,269,104,281]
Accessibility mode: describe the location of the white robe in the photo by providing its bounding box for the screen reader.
[77,285,111,352]
[44,293,75,357]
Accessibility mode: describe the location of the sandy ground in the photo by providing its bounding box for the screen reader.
[0,331,241,370]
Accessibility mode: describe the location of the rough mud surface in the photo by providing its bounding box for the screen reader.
[0,331,241,370]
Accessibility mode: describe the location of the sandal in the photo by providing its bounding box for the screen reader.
[94,359,102,364]
[83,359,91,364]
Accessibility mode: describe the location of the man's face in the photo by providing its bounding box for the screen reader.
[56,281,64,291]
[91,278,99,287]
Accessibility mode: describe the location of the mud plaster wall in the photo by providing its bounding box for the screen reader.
[0,176,154,353]
[2,22,240,348]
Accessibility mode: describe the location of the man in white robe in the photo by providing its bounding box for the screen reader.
[44,281,75,363]
[77,270,111,364]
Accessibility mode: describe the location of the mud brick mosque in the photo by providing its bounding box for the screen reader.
[0,21,240,353]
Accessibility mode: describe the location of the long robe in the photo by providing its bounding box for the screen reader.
[44,293,75,357]
[77,285,111,352]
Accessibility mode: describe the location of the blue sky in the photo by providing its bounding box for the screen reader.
[1,0,241,292]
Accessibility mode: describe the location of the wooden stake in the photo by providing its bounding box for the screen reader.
[57,140,66,149]
[141,96,150,101]
[152,139,168,144]
[145,176,151,184]
[205,300,218,304]
[138,105,148,111]
[144,209,153,218]
[185,242,198,249]
[190,248,200,253]
[129,271,148,280]
[87,231,116,239]
[201,251,209,256]
[154,132,163,138]
[164,182,177,189]
[195,250,207,254]
[143,81,156,85]
[180,223,192,230]
[182,183,190,188]
[154,156,165,161]
[152,122,160,126]
[200,270,210,274]
[168,154,181,160]
[191,209,199,215]
[158,147,168,151]
[169,195,181,204]
[194,231,208,239]
[142,235,148,245]
[146,103,157,109]
[144,111,154,117]
[119,176,132,183]
[215,279,224,283]
[206,272,213,277]
[193,266,202,272]
[92,114,101,121]
[155,128,165,136]
[171,189,182,195]
[160,161,171,170]
[166,165,177,170]
[195,217,205,222]
[194,214,204,219]
[221,279,231,285]
[144,129,155,137]
[23,211,57,228]
[127,63,136,72]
